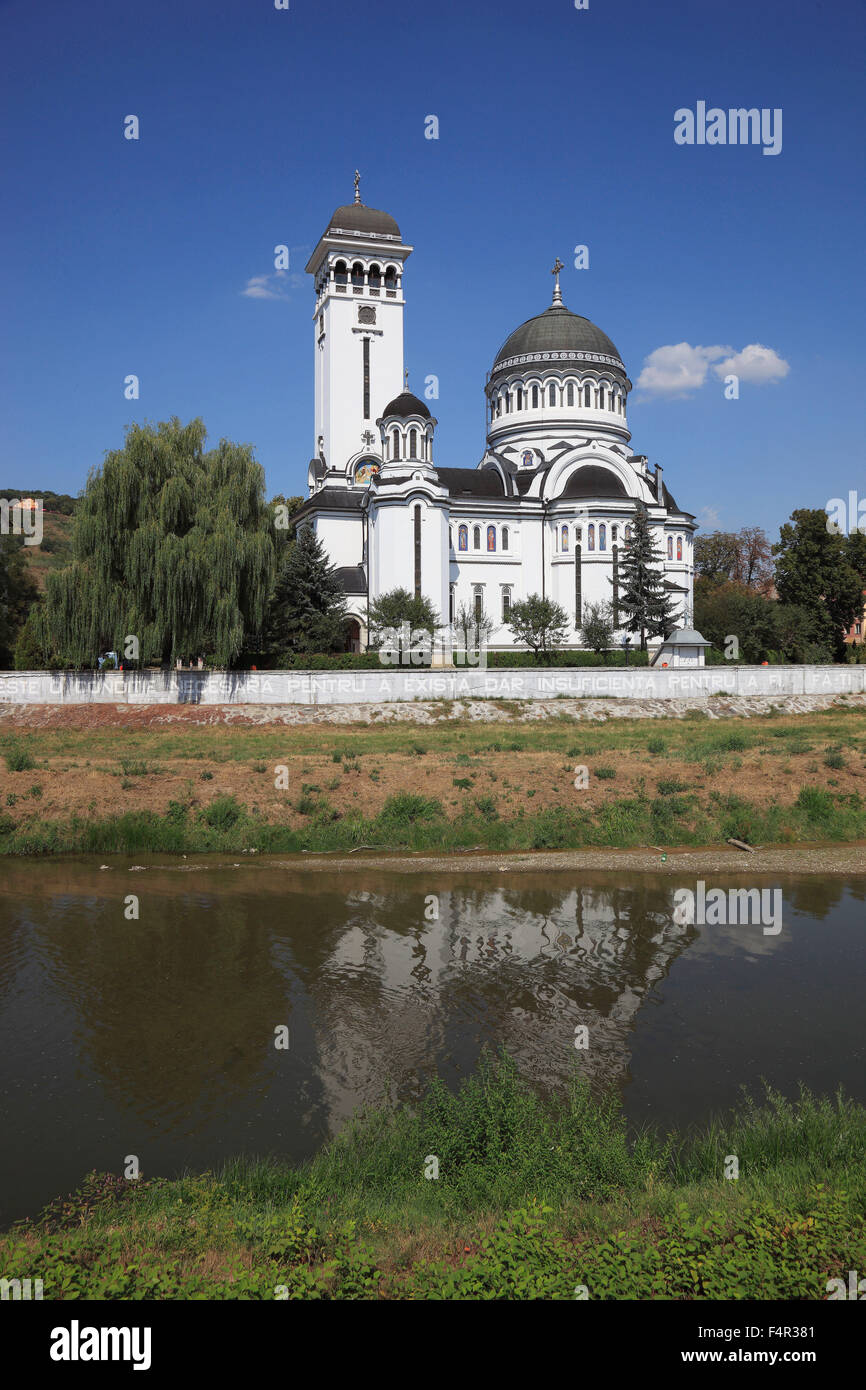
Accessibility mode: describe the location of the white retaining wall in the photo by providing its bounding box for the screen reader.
[1,666,866,706]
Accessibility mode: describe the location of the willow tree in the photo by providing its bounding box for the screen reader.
[39,417,275,667]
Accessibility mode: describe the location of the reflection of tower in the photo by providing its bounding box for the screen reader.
[304,174,413,473]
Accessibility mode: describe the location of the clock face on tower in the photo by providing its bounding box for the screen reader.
[355,460,380,486]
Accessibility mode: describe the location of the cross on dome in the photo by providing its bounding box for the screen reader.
[551,257,565,305]
[353,169,361,205]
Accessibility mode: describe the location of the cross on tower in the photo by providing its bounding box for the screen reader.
[353,169,361,205]
[361,429,376,447]
[551,257,564,305]
[404,368,409,388]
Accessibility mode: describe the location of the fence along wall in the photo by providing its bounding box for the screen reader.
[1,667,866,706]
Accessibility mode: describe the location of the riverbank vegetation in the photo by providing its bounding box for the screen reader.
[1,706,864,854]
[2,1054,863,1299]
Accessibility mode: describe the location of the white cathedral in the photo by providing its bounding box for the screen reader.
[296,179,697,656]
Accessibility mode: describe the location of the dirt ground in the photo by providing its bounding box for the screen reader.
[0,696,864,833]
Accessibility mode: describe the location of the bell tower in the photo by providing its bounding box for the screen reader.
[305,175,412,477]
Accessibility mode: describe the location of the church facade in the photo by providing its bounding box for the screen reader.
[296,182,696,655]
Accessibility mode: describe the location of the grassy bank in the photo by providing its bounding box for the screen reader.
[3,1055,864,1299]
[1,706,865,853]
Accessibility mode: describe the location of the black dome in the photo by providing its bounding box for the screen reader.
[326,203,401,239]
[492,305,626,380]
[380,390,431,420]
[561,465,629,499]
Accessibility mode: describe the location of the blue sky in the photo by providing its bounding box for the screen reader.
[1,0,863,538]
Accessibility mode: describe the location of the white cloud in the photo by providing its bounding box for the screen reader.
[710,343,790,384]
[636,340,789,397]
[697,505,722,528]
[635,343,731,397]
[240,270,303,301]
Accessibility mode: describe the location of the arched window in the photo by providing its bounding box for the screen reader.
[504,391,511,413]
[677,535,683,560]
[667,536,673,559]
[392,430,401,460]
[516,387,523,410]
[598,386,606,411]
[368,263,381,290]
[599,524,606,551]
[576,526,582,543]
[487,525,496,552]
[409,429,418,459]
[566,382,575,406]
[548,382,556,407]
[532,385,539,409]
[612,525,618,543]
[561,524,569,553]
[502,526,509,551]
[449,527,453,550]
[473,526,481,550]
[351,261,364,289]
[588,524,595,551]
[421,433,427,460]
[584,383,592,407]
[554,525,558,552]
[458,524,468,552]
[383,264,397,290]
[625,524,633,541]
[334,260,348,286]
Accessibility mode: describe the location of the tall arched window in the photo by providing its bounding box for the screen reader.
[667,536,673,559]
[532,385,539,408]
[458,524,468,551]
[612,525,618,543]
[421,433,427,460]
[677,535,683,560]
[368,264,381,290]
[473,526,481,549]
[598,386,606,410]
[561,524,569,553]
[502,526,509,551]
[409,429,418,459]
[625,524,633,541]
[588,524,595,551]
[334,260,348,286]
[566,382,574,406]
[487,525,496,552]
[599,524,607,551]
[584,384,592,407]
[504,391,511,413]
[351,261,364,289]
[516,387,523,410]
[548,382,556,407]
[392,430,400,460]
[383,265,397,290]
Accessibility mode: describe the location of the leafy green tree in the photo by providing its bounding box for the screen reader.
[614,503,677,650]
[506,594,568,660]
[452,599,494,658]
[0,535,40,667]
[694,582,823,663]
[38,418,275,668]
[368,588,440,650]
[694,531,741,585]
[579,601,615,655]
[773,509,863,660]
[263,524,347,658]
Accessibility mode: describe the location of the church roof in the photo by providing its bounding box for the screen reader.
[326,203,401,240]
[380,390,431,420]
[294,488,365,520]
[561,465,629,500]
[491,305,627,381]
[437,467,506,497]
[335,565,367,595]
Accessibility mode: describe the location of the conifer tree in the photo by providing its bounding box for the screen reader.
[264,524,347,658]
[613,503,678,650]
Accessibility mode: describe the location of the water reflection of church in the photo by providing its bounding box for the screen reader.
[306,881,701,1126]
